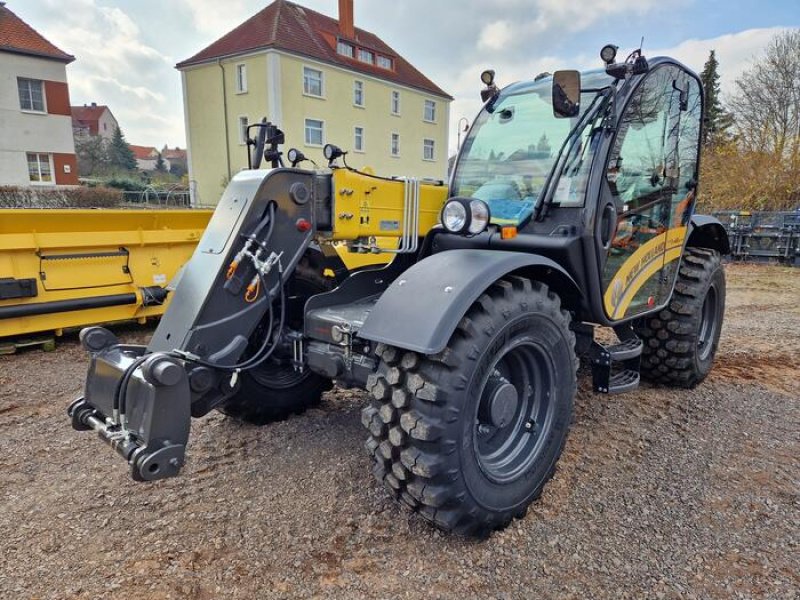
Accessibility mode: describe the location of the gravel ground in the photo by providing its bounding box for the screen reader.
[0,263,798,599]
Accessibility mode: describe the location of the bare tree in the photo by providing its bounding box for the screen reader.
[727,29,800,163]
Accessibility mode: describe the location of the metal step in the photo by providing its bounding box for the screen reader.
[590,336,642,395]
[606,368,641,394]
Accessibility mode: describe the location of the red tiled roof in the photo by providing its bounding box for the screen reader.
[161,147,186,160]
[71,104,108,123]
[130,145,159,160]
[71,104,113,136]
[0,3,74,63]
[176,0,450,99]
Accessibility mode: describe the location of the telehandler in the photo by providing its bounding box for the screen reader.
[68,46,729,537]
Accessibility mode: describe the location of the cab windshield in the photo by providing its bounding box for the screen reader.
[451,70,613,226]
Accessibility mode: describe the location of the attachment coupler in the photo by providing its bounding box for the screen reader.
[68,327,191,482]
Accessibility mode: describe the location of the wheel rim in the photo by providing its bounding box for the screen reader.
[697,284,719,361]
[473,339,556,484]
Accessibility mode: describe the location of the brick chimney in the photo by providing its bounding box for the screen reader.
[338,0,354,39]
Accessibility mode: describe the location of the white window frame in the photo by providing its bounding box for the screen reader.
[27,152,54,185]
[304,118,325,147]
[391,90,401,116]
[423,139,436,162]
[424,100,437,123]
[353,80,365,107]
[337,41,354,58]
[303,66,324,98]
[377,55,392,70]
[357,48,374,65]
[390,132,400,157]
[235,63,248,94]
[18,78,46,113]
[238,115,249,145]
[354,126,364,153]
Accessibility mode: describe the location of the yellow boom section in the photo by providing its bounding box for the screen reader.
[328,169,448,242]
[0,209,212,338]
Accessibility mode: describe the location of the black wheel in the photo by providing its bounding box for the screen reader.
[362,277,577,537]
[635,246,725,388]
[219,255,334,425]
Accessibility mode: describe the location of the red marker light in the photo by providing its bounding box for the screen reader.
[647,296,655,306]
[295,218,312,232]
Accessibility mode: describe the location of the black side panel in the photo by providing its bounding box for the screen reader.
[358,249,578,355]
[688,215,731,254]
[0,278,37,300]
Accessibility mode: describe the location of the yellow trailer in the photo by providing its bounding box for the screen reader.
[0,209,212,338]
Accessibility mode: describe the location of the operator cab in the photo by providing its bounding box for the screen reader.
[444,46,704,326]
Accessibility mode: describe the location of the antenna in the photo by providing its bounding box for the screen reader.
[639,36,645,53]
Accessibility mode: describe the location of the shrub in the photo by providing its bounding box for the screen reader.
[0,186,124,208]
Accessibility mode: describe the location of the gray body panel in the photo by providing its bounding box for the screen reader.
[148,169,269,352]
[357,249,576,355]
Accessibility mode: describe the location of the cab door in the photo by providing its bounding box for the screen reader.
[600,65,702,321]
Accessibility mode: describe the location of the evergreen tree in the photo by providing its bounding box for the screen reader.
[108,127,137,171]
[155,152,166,172]
[700,50,732,146]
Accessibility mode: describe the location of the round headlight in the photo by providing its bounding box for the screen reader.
[600,44,618,65]
[287,148,301,164]
[442,200,468,233]
[480,69,495,86]
[468,199,490,234]
[323,143,344,161]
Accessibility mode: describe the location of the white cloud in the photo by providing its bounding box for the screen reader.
[648,27,789,95]
[30,0,183,147]
[478,21,513,51]
[173,0,254,37]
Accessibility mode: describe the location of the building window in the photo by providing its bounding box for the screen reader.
[236,63,248,93]
[238,116,249,145]
[18,78,45,112]
[354,126,364,152]
[424,100,437,122]
[305,119,324,146]
[353,80,364,107]
[423,139,435,161]
[391,90,400,115]
[357,49,374,65]
[391,133,400,157]
[337,41,354,58]
[27,153,52,183]
[377,55,392,70]
[303,67,323,97]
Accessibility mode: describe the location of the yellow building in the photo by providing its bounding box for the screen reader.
[177,0,452,206]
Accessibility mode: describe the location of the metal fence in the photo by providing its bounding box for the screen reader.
[712,210,800,267]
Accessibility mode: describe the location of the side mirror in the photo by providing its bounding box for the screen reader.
[552,70,581,118]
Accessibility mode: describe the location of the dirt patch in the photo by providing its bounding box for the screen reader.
[0,263,798,599]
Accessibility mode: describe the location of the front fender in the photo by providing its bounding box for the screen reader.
[358,249,577,355]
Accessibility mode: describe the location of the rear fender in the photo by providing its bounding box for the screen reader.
[357,249,580,355]
[688,215,730,255]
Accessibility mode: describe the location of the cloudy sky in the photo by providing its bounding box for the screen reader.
[11,0,798,153]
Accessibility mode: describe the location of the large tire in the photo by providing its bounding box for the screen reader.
[219,255,334,425]
[362,277,577,537]
[635,246,725,388]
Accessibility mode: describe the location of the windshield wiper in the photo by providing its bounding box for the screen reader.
[532,91,610,222]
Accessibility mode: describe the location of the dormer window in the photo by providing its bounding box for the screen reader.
[377,56,392,70]
[357,48,374,65]
[337,41,354,58]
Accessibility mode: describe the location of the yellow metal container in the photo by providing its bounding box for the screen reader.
[0,209,212,338]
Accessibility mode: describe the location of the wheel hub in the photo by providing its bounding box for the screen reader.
[480,376,519,428]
